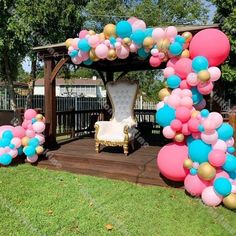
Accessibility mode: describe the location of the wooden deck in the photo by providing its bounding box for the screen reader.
[37,137,183,188]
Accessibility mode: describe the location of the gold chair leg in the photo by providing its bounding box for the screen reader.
[123,143,128,156]
[95,142,100,153]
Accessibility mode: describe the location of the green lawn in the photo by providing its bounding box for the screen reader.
[0,165,235,236]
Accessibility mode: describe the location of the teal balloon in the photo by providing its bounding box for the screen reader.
[190,168,198,175]
[217,123,234,141]
[78,39,91,52]
[145,28,153,37]
[188,140,211,163]
[24,146,36,157]
[198,125,205,132]
[110,36,116,45]
[18,147,23,155]
[187,136,195,145]
[9,143,15,149]
[227,147,235,154]
[0,153,12,165]
[116,21,132,38]
[191,87,203,104]
[0,138,11,147]
[200,109,209,118]
[83,59,93,65]
[2,130,13,140]
[175,35,185,45]
[29,138,40,147]
[192,56,209,72]
[156,105,176,127]
[213,177,232,197]
[131,30,146,45]
[169,42,182,55]
[223,154,236,172]
[167,75,181,89]
[137,48,149,59]
[69,50,78,58]
[229,171,236,180]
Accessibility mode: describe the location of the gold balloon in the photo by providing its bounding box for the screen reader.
[198,162,216,181]
[158,88,171,100]
[65,38,73,48]
[181,49,190,58]
[223,193,236,209]
[88,30,96,35]
[36,114,43,121]
[191,110,200,118]
[143,37,154,49]
[22,137,29,147]
[157,38,170,52]
[107,49,117,61]
[89,49,99,62]
[182,32,193,43]
[99,33,105,42]
[36,146,44,155]
[103,24,116,38]
[198,70,211,82]
[183,159,193,169]
[175,133,184,142]
[123,37,131,46]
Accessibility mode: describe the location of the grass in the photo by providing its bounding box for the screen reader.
[0,165,235,236]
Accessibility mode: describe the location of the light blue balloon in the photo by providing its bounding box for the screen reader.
[116,20,132,38]
[9,143,15,149]
[18,147,23,155]
[200,109,209,118]
[186,136,195,145]
[190,168,198,175]
[0,138,11,147]
[29,138,40,148]
[137,48,149,59]
[191,87,203,104]
[167,75,181,89]
[198,125,205,132]
[227,147,235,154]
[131,30,146,45]
[192,56,209,72]
[213,177,232,197]
[0,153,12,166]
[78,39,91,52]
[83,59,93,65]
[2,130,14,140]
[217,123,234,141]
[229,171,236,180]
[145,28,153,37]
[69,50,78,58]
[24,146,36,157]
[110,36,116,45]
[175,35,185,45]
[223,154,236,172]
[156,105,176,127]
[169,42,182,55]
[188,140,212,163]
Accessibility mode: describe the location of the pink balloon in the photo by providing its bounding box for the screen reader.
[208,67,221,82]
[201,131,218,144]
[189,29,230,66]
[188,118,200,133]
[13,126,25,138]
[208,150,226,167]
[163,126,176,139]
[201,186,223,206]
[167,57,178,69]
[27,154,38,163]
[208,112,223,129]
[180,89,192,98]
[152,28,165,42]
[192,132,201,139]
[0,148,5,156]
[71,56,82,65]
[197,81,213,95]
[156,101,165,111]
[226,137,234,147]
[186,72,199,86]
[32,121,45,133]
[203,119,216,132]
[182,123,191,136]
[9,149,18,158]
[79,30,88,39]
[232,185,236,194]
[213,169,230,181]
[127,17,138,24]
[88,35,99,48]
[170,119,182,132]
[176,106,191,123]
[167,94,181,109]
[171,88,182,96]
[35,134,45,145]
[149,56,161,67]
[0,125,15,138]
[180,97,193,109]
[24,109,37,120]
[212,139,227,152]
[175,58,193,79]
[25,129,35,138]
[80,51,89,61]
[116,45,129,59]
[184,174,209,196]
[163,67,175,78]
[130,43,138,53]
[95,44,109,59]
[179,80,191,89]
[157,142,189,181]
[132,20,146,32]
[72,38,79,49]
[165,26,178,39]
[11,137,22,149]
[151,48,159,56]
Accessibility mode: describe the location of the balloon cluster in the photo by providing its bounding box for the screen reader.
[65,17,191,67]
[0,109,45,166]
[156,28,236,209]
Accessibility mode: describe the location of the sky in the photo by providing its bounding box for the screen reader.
[22,3,217,73]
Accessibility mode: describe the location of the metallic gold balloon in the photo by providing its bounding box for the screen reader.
[183,159,193,169]
[198,70,211,82]
[107,49,117,61]
[36,114,43,121]
[198,162,216,181]
[175,133,184,142]
[182,32,193,43]
[88,30,96,35]
[157,38,170,52]
[223,193,236,209]
[191,110,200,118]
[36,146,44,155]
[103,24,116,38]
[65,38,73,48]
[22,137,29,147]
[123,37,131,46]
[181,49,190,58]
[99,33,105,41]
[143,37,154,49]
[158,88,171,100]
[89,49,99,62]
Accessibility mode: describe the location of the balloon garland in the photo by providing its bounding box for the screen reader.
[0,109,46,165]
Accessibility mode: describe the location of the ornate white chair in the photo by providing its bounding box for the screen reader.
[95,80,138,156]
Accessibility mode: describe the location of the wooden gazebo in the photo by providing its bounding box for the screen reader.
[33,24,220,148]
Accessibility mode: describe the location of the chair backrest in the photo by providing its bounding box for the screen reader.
[107,80,138,124]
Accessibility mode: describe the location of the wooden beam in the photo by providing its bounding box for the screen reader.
[44,58,57,149]
[50,57,69,84]
[229,112,236,148]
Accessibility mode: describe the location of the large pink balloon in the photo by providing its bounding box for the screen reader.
[201,186,223,207]
[0,125,15,138]
[13,126,26,138]
[174,58,192,79]
[189,29,230,66]
[157,142,189,181]
[184,174,209,196]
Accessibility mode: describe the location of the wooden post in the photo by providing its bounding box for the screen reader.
[105,71,113,120]
[44,58,57,149]
[229,112,236,148]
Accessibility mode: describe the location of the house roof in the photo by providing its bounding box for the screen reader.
[0,81,28,88]
[35,78,103,86]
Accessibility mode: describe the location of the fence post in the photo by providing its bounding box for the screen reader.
[70,108,75,138]
[229,112,236,148]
